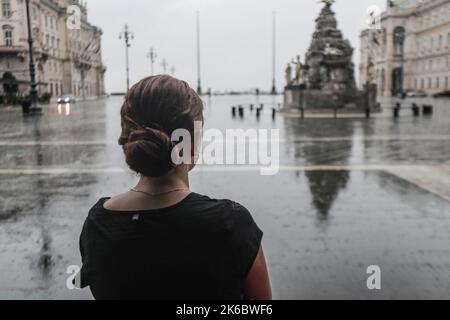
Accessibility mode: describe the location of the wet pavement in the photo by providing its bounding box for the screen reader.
[0,95,450,299]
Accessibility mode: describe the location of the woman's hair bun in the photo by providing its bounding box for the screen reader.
[123,128,175,177]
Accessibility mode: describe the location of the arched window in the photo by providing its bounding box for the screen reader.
[1,0,11,18]
[393,26,405,57]
[2,25,13,46]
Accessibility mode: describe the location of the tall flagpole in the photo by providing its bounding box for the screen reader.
[196,10,202,95]
[271,11,277,95]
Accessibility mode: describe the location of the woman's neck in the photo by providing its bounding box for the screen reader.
[135,166,190,193]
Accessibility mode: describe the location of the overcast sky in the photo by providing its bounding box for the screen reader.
[86,0,386,93]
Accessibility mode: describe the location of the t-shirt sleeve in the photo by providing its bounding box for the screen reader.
[79,219,90,288]
[230,202,264,279]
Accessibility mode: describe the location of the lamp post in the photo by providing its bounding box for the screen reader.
[25,0,42,114]
[146,47,157,76]
[161,59,168,74]
[196,10,202,95]
[119,24,133,92]
[271,11,277,95]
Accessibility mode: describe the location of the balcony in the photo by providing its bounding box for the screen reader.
[0,45,26,54]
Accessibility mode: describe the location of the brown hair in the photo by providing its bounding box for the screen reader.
[119,75,203,177]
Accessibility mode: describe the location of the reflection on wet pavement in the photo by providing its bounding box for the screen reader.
[1,96,450,299]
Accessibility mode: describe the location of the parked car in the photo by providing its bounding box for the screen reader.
[57,94,76,104]
[433,90,450,98]
[406,90,427,98]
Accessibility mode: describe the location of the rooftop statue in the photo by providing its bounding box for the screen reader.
[320,0,335,7]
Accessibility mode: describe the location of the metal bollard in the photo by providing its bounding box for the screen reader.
[238,106,244,118]
[260,103,264,110]
[256,108,261,119]
[412,103,420,117]
[300,108,305,119]
[334,108,338,119]
[422,105,433,116]
[393,107,400,118]
[365,107,371,119]
[232,106,236,117]
[272,108,276,120]
[250,104,254,111]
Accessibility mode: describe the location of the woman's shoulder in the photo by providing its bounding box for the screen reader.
[188,193,250,214]
[87,197,110,216]
[187,193,257,227]
[85,193,254,224]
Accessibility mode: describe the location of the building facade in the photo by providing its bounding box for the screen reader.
[360,0,450,97]
[0,0,105,99]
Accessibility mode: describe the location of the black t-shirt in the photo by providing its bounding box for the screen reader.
[79,193,263,300]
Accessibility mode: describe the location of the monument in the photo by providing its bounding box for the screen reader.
[284,0,378,113]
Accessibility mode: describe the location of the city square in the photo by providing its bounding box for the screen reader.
[0,95,450,299]
[0,0,450,301]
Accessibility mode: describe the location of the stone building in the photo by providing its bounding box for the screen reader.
[360,0,450,97]
[0,0,105,99]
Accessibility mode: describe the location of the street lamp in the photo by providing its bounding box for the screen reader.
[271,11,277,95]
[146,47,157,76]
[24,0,42,115]
[196,10,202,95]
[119,24,134,92]
[161,59,168,74]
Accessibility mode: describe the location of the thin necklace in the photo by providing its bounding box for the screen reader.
[130,187,190,197]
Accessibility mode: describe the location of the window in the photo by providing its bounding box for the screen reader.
[428,78,432,89]
[3,25,13,46]
[436,77,440,89]
[393,26,405,57]
[1,0,11,18]
[446,77,449,89]
[438,35,443,50]
[421,78,424,89]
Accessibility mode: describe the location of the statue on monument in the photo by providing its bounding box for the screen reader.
[283,0,377,112]
[323,42,344,56]
[366,57,375,84]
[291,55,304,85]
[285,63,292,86]
[321,0,335,7]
